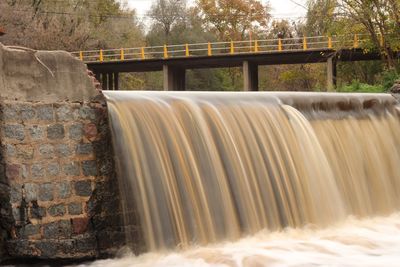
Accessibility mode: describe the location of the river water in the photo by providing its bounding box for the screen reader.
[75,212,400,267]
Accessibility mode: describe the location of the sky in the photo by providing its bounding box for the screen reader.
[126,0,308,21]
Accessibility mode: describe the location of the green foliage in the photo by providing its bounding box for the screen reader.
[337,80,385,93]
[381,69,400,90]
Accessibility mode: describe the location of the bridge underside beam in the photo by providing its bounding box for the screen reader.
[88,49,387,74]
[163,65,185,91]
[243,61,258,91]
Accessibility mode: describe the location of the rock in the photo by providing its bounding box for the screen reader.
[57,182,71,199]
[81,160,97,176]
[63,162,80,176]
[74,180,92,197]
[38,183,54,201]
[68,202,83,215]
[4,125,25,141]
[390,79,400,94]
[47,124,65,140]
[69,123,83,140]
[48,204,66,217]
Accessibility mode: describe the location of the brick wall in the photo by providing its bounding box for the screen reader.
[0,44,130,261]
[0,98,126,259]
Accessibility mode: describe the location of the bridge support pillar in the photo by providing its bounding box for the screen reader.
[163,65,186,91]
[327,57,337,91]
[99,73,119,90]
[243,61,258,91]
[101,73,107,90]
[114,72,119,90]
[108,73,113,91]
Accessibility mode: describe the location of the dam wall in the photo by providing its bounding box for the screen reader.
[0,44,131,260]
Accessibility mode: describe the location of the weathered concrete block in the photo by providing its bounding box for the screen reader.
[74,180,92,197]
[68,202,83,215]
[19,105,36,121]
[16,144,34,160]
[81,160,97,176]
[43,220,71,239]
[47,162,60,177]
[79,107,97,120]
[38,183,54,201]
[47,124,65,140]
[48,204,66,217]
[63,162,80,176]
[57,182,71,199]
[4,124,25,141]
[36,105,54,121]
[3,105,19,121]
[38,144,55,159]
[31,163,45,179]
[76,143,93,155]
[56,105,73,122]
[28,125,45,140]
[56,144,72,157]
[69,123,83,140]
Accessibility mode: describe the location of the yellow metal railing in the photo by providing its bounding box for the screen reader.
[73,33,389,63]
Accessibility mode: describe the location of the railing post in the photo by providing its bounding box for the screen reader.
[328,36,332,49]
[254,40,259,52]
[164,44,168,59]
[79,51,83,61]
[278,39,282,51]
[185,44,190,57]
[141,47,145,59]
[120,48,124,60]
[208,42,212,56]
[353,34,359,48]
[303,36,307,50]
[99,49,103,62]
[230,41,234,54]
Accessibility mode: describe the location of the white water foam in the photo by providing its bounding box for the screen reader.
[73,212,400,267]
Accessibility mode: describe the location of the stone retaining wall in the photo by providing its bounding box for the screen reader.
[0,44,128,261]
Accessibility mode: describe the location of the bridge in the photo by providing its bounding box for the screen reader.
[72,34,394,91]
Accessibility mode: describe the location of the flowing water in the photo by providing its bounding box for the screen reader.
[100,91,400,266]
[74,212,400,267]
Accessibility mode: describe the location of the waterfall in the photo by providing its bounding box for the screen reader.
[104,91,400,252]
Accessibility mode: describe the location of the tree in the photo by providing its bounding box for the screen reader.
[0,0,144,51]
[195,0,271,41]
[337,0,400,69]
[0,0,91,51]
[148,0,187,42]
[305,0,337,36]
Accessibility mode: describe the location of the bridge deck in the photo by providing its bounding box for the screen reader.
[86,48,381,74]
